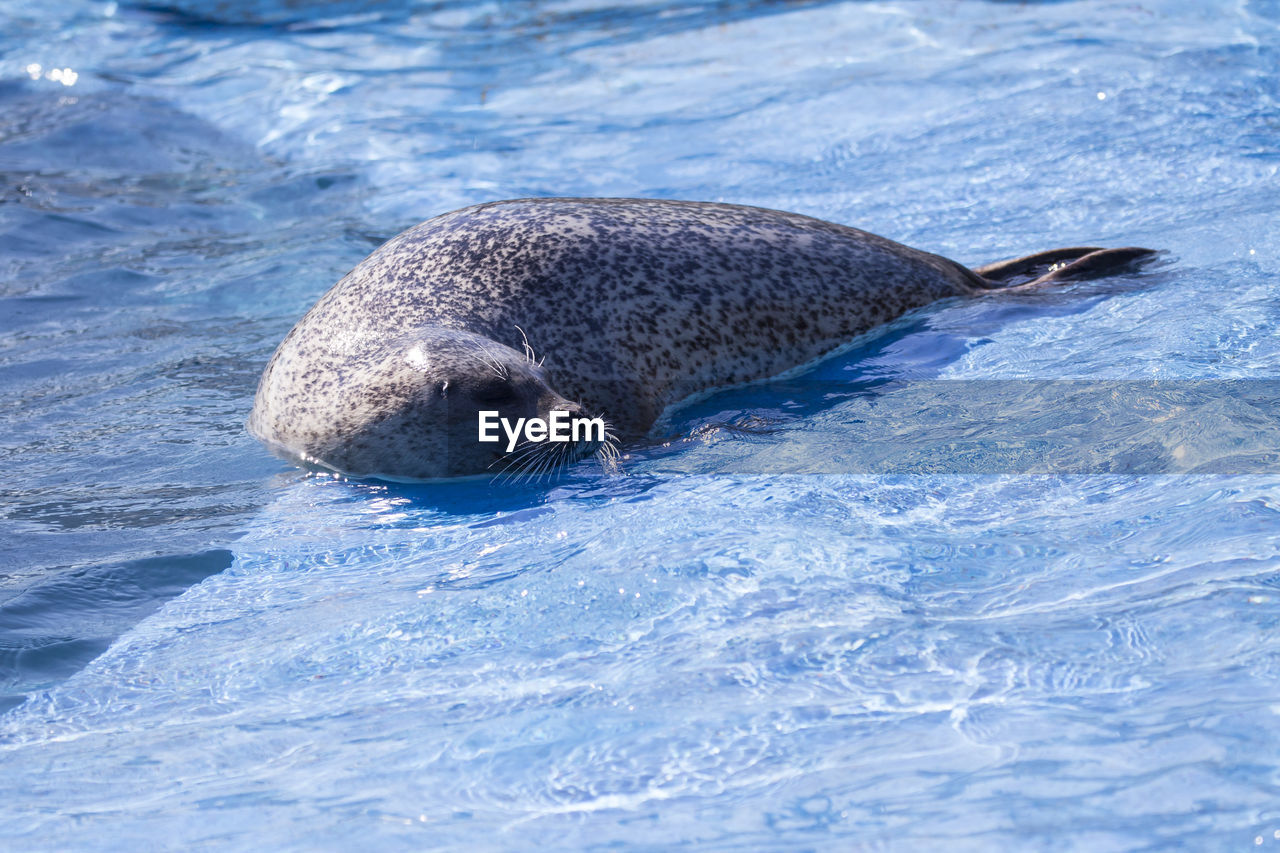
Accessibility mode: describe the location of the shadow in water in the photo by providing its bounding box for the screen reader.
[331,454,664,517]
[0,549,235,713]
[129,0,851,33]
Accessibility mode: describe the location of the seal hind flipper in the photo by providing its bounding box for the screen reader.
[975,246,1157,288]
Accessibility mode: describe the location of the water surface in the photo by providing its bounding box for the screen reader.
[2,0,1280,848]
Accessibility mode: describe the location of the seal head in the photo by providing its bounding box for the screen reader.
[249,324,602,480]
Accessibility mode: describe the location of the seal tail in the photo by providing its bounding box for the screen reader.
[972,246,1157,289]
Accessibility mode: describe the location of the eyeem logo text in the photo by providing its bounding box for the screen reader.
[478,410,606,453]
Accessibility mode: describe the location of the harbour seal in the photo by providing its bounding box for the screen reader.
[248,198,1153,480]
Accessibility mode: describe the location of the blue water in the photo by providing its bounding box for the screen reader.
[3,0,1280,848]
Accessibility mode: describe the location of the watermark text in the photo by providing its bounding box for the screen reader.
[479,410,606,453]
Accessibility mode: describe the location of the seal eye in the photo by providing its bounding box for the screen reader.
[474,379,516,403]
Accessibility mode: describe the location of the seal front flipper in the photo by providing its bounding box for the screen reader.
[975,246,1157,288]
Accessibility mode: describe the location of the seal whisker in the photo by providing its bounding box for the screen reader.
[487,445,541,485]
[554,440,574,478]
[531,443,560,483]
[495,437,567,485]
[593,418,623,473]
[513,324,545,368]
[595,437,621,474]
[543,441,570,481]
[489,441,544,477]
[471,341,510,380]
[514,444,556,486]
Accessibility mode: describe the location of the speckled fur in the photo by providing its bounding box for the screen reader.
[248,198,1001,477]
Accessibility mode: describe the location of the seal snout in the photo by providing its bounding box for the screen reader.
[541,394,585,419]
